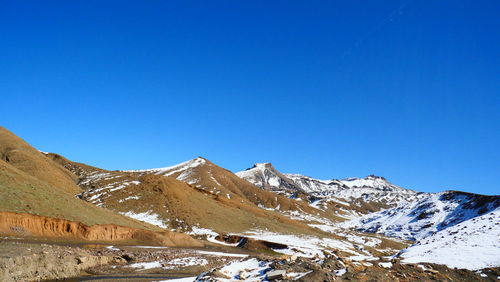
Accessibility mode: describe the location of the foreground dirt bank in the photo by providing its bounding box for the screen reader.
[0,240,248,281]
[0,241,122,281]
[0,211,202,247]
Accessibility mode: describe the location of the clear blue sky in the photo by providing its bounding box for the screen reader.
[1,1,498,195]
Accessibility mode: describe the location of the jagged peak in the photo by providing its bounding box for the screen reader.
[284,173,332,184]
[252,162,274,169]
[366,174,387,181]
[238,162,275,173]
[343,175,387,181]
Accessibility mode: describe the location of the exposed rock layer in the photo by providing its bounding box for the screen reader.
[0,211,202,247]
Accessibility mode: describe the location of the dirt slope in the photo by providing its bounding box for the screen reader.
[0,127,80,193]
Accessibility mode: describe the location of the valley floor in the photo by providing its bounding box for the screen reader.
[1,238,499,282]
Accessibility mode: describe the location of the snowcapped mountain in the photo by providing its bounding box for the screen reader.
[334,175,422,206]
[341,175,402,190]
[283,173,346,194]
[236,164,420,207]
[343,191,500,241]
[235,163,304,195]
[398,207,500,270]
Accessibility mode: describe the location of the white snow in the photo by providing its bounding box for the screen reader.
[125,157,206,176]
[207,236,240,247]
[378,262,393,268]
[118,195,141,202]
[195,251,248,258]
[341,176,393,189]
[335,268,347,276]
[286,270,313,280]
[128,261,163,270]
[187,226,218,236]
[399,208,500,270]
[186,227,241,246]
[237,230,362,258]
[120,211,168,229]
[342,191,498,241]
[218,258,271,281]
[129,257,207,271]
[162,257,208,269]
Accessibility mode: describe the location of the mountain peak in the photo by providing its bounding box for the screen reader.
[366,174,387,181]
[251,162,274,170]
[236,162,302,192]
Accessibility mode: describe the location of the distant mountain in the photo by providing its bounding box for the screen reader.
[236,163,421,210]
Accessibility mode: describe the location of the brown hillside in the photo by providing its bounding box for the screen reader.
[0,128,200,237]
[56,157,330,236]
[0,158,163,230]
[0,127,80,193]
[136,157,323,215]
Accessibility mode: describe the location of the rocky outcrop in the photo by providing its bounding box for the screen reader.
[0,211,203,247]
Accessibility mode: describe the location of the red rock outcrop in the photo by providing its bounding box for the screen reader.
[0,211,202,247]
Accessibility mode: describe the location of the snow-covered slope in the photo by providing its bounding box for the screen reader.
[237,164,420,206]
[284,174,346,194]
[341,191,500,270]
[398,207,500,270]
[343,191,500,241]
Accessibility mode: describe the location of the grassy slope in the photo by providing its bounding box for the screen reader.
[0,159,160,230]
[0,127,80,193]
[0,127,163,231]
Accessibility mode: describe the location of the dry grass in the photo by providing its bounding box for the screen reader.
[0,127,166,231]
[0,127,80,193]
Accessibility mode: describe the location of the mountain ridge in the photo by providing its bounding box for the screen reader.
[1,126,498,272]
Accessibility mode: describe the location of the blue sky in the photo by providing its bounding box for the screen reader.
[1,1,498,195]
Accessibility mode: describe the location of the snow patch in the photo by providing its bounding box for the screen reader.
[120,211,168,229]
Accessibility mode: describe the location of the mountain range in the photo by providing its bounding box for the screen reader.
[0,126,498,276]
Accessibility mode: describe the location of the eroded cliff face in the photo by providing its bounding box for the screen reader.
[0,212,202,247]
